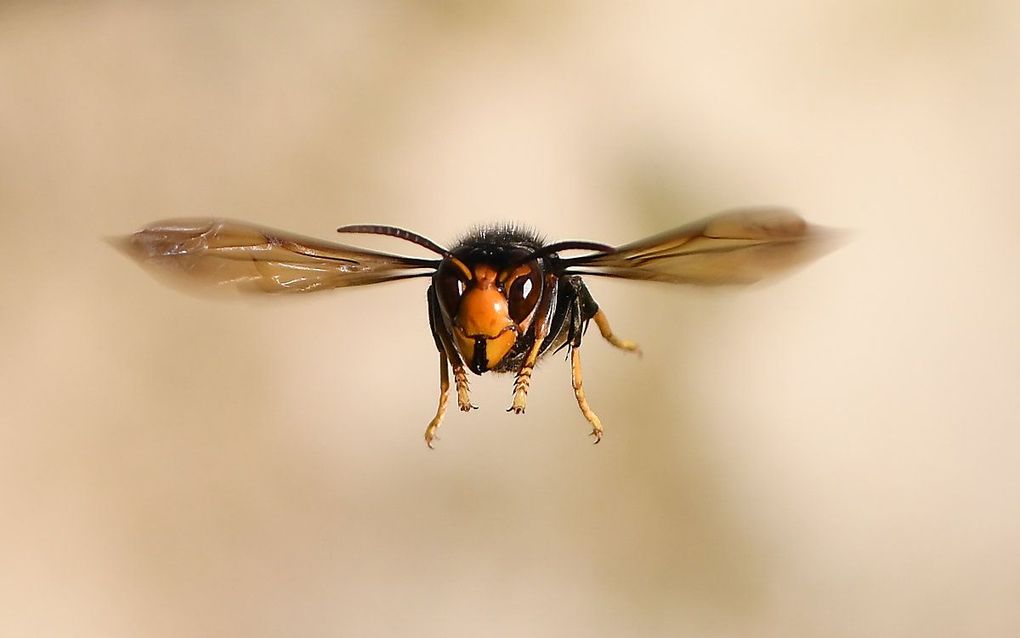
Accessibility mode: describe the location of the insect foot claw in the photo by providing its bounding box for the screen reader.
[508,389,528,414]
[424,423,441,449]
[589,428,603,444]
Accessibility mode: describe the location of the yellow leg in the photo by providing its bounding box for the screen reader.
[593,309,641,355]
[424,353,450,448]
[509,273,556,414]
[452,361,476,412]
[571,347,603,443]
[508,335,544,414]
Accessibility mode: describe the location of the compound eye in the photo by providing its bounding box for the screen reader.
[506,262,543,323]
[436,261,467,317]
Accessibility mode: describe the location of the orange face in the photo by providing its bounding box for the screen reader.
[436,259,544,374]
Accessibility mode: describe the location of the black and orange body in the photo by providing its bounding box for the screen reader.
[115,209,841,447]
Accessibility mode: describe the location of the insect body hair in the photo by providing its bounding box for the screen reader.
[452,223,545,252]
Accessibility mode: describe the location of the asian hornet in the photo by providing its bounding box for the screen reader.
[115,208,840,447]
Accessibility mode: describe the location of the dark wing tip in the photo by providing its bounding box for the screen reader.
[105,227,179,264]
[801,220,853,254]
[105,230,165,264]
[105,233,135,258]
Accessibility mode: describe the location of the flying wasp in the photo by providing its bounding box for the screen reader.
[115,208,840,447]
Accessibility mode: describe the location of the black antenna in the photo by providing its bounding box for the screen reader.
[337,224,449,257]
[530,240,614,260]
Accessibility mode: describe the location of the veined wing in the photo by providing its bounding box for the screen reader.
[112,218,440,293]
[561,208,843,285]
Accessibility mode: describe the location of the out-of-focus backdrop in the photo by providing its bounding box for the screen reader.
[2,2,1018,636]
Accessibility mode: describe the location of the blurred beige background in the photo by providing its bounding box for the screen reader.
[2,1,1018,636]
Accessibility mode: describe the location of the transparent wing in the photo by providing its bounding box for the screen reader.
[561,208,844,285]
[112,218,440,293]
